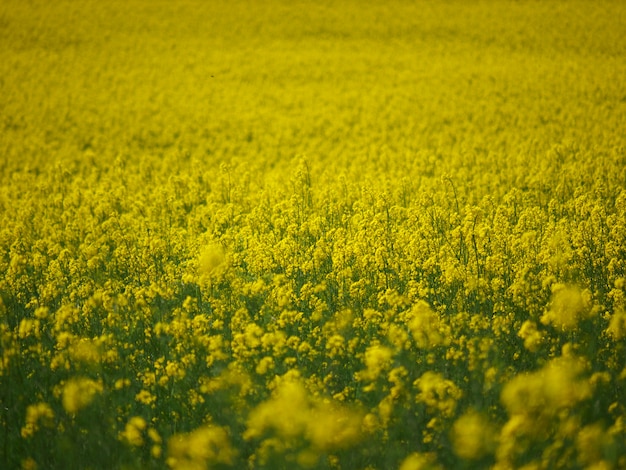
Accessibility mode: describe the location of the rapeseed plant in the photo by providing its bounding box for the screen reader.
[61,377,103,415]
[2,0,626,468]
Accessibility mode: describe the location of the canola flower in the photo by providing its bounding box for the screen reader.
[244,373,363,466]
[1,0,626,469]
[61,377,104,415]
[450,410,496,461]
[20,403,55,439]
[167,425,236,470]
[540,283,593,331]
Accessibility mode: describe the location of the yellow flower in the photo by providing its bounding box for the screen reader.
[606,308,626,340]
[518,320,543,352]
[399,452,442,470]
[357,344,393,382]
[120,416,147,447]
[407,301,449,348]
[414,372,462,418]
[18,319,40,339]
[114,378,131,390]
[255,356,274,375]
[576,423,614,469]
[362,413,380,434]
[244,378,310,441]
[21,458,38,470]
[305,404,362,452]
[148,427,162,444]
[244,375,362,453]
[197,243,226,281]
[501,355,591,416]
[151,444,163,459]
[495,414,536,463]
[540,284,591,331]
[62,377,103,414]
[68,338,102,365]
[21,403,55,438]
[34,306,49,320]
[243,323,264,349]
[451,410,497,460]
[325,333,345,358]
[135,389,157,406]
[165,360,185,380]
[167,425,236,469]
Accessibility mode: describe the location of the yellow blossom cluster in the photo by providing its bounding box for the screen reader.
[2,0,626,469]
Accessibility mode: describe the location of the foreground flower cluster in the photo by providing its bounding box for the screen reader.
[2,1,626,469]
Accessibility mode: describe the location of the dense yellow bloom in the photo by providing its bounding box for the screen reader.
[255,356,274,375]
[165,360,185,380]
[167,425,236,469]
[414,372,463,418]
[197,244,225,276]
[2,0,626,468]
[357,344,393,382]
[120,416,147,447]
[244,375,362,452]
[451,410,497,460]
[244,378,308,441]
[606,309,626,340]
[21,403,55,438]
[518,320,543,352]
[62,377,103,414]
[18,319,41,340]
[540,284,592,331]
[325,333,345,358]
[306,405,363,452]
[501,356,591,416]
[576,423,613,468]
[399,452,442,470]
[407,301,449,348]
[119,416,163,458]
[68,338,102,365]
[495,414,537,465]
[135,390,157,407]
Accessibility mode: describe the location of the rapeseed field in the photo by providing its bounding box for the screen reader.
[2,0,626,468]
